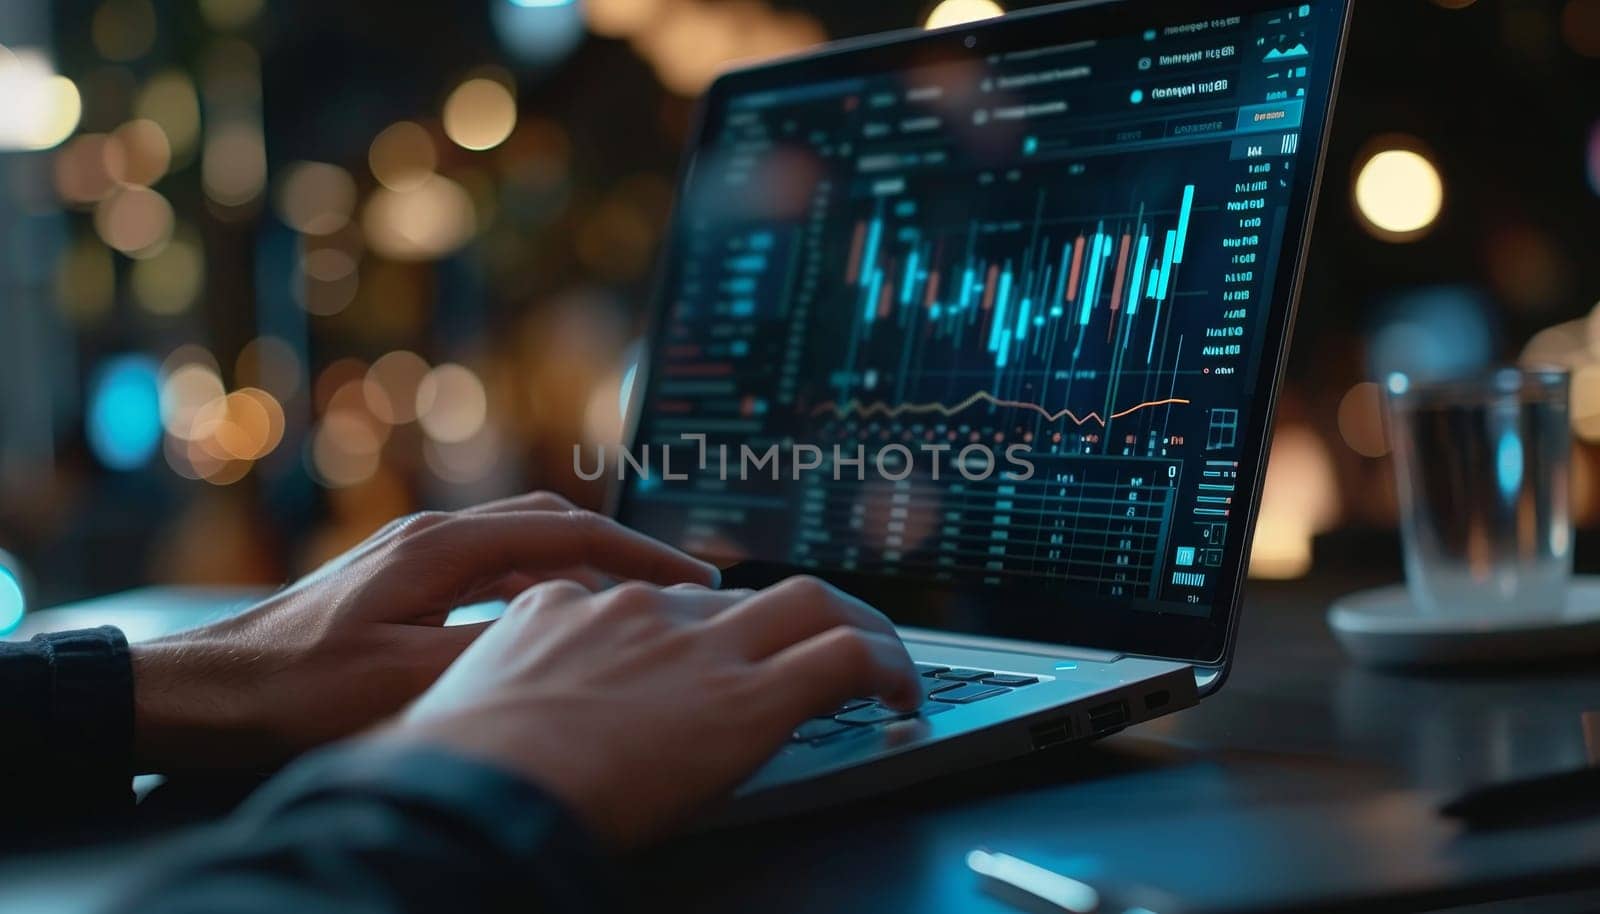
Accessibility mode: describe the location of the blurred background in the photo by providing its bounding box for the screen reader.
[0,0,1597,629]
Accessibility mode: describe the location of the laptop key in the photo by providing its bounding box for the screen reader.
[915,663,950,677]
[936,668,994,682]
[923,678,962,699]
[982,674,1039,687]
[930,683,1011,704]
[836,705,917,725]
[793,718,854,742]
[833,698,873,714]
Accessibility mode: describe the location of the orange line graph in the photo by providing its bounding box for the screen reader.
[809,391,1191,428]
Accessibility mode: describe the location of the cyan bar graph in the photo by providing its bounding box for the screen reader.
[900,247,920,305]
[837,181,1200,370]
[1155,230,1178,300]
[1173,185,1195,265]
[1126,233,1151,317]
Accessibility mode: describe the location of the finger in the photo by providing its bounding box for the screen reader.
[705,576,898,660]
[409,511,720,599]
[594,584,753,623]
[759,627,922,719]
[504,578,597,620]
[458,568,618,607]
[458,491,579,516]
[386,620,495,688]
[318,493,580,590]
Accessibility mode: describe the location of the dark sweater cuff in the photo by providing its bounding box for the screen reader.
[239,742,614,908]
[33,626,135,778]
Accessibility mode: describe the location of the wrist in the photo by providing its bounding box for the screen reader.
[129,632,270,773]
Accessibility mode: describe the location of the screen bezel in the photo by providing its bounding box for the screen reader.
[616,0,1353,667]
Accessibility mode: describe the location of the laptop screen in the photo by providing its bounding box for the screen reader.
[617,0,1349,663]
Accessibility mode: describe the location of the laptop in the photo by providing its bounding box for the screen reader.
[610,0,1352,821]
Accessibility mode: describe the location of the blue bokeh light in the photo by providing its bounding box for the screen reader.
[1367,286,1494,384]
[0,567,24,636]
[86,355,164,471]
[1496,428,1525,500]
[492,0,585,66]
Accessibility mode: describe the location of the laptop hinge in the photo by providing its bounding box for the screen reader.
[895,625,1124,663]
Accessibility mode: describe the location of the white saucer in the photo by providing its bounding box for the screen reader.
[1327,576,1600,669]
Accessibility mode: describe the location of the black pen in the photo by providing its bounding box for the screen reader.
[1441,765,1600,826]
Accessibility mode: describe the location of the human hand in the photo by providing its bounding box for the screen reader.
[129,492,719,773]
[372,576,921,847]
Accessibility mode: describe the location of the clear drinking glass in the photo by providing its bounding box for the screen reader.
[1385,368,1572,618]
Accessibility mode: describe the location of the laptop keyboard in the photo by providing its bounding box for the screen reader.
[788,662,1039,744]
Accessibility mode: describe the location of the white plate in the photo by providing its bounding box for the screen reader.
[1327,576,1600,668]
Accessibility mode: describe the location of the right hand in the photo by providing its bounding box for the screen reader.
[372,576,921,846]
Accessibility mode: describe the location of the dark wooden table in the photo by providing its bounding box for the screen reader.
[9,553,1600,913]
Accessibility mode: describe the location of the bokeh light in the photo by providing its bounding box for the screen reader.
[1572,364,1600,442]
[311,412,384,488]
[203,120,267,206]
[0,566,24,637]
[106,118,172,186]
[199,0,264,30]
[584,0,665,37]
[425,423,503,484]
[1336,382,1390,458]
[0,47,82,151]
[583,370,626,446]
[236,336,303,402]
[363,174,477,261]
[160,358,227,439]
[1353,146,1444,241]
[416,363,489,443]
[314,359,370,414]
[365,351,431,424]
[55,236,116,324]
[925,0,1005,29]
[297,248,361,316]
[53,133,119,205]
[94,184,175,257]
[194,389,285,461]
[443,77,519,151]
[1250,425,1339,579]
[134,70,201,162]
[131,231,205,315]
[1368,286,1494,383]
[369,121,437,191]
[491,0,586,66]
[88,355,164,471]
[92,0,158,62]
[276,161,358,235]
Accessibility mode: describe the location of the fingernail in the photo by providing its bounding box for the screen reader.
[705,564,723,588]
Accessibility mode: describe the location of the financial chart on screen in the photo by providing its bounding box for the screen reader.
[625,4,1331,616]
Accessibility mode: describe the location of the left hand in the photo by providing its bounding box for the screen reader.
[129,492,720,773]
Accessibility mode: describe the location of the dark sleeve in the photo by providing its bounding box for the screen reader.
[110,743,616,914]
[0,626,136,832]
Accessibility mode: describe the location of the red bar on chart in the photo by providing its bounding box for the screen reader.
[844,220,866,284]
[1065,235,1085,303]
[1109,233,1131,313]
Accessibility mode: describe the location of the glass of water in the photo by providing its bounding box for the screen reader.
[1385,368,1572,619]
